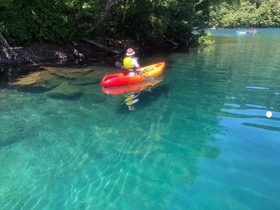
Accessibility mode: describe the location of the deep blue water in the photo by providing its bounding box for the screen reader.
[1,29,280,210]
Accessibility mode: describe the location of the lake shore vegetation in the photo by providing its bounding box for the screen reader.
[210,0,280,28]
[1,0,277,68]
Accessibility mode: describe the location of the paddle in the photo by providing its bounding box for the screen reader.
[115,62,154,83]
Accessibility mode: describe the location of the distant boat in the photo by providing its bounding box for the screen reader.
[236,30,259,35]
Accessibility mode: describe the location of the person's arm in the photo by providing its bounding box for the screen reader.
[132,58,140,72]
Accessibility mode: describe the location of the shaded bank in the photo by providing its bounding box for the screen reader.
[0,35,195,82]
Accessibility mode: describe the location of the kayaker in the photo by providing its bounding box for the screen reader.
[123,48,140,76]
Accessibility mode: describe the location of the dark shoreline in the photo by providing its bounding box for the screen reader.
[0,36,194,82]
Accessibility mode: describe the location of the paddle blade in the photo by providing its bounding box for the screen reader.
[145,76,154,82]
[115,61,123,68]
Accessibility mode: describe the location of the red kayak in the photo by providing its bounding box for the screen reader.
[101,62,165,88]
[102,74,164,95]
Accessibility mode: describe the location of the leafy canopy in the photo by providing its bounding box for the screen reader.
[0,0,241,45]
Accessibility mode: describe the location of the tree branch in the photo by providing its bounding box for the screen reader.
[82,38,119,54]
[85,0,118,34]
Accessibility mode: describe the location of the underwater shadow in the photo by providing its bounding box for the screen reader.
[116,84,170,114]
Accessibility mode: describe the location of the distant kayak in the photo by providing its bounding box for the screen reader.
[236,30,259,35]
[101,62,165,88]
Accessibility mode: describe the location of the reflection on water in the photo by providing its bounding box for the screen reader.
[103,74,164,111]
[1,29,280,209]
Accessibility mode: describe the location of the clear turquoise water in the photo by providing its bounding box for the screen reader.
[1,29,280,210]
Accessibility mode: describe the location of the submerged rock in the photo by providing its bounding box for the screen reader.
[69,70,104,86]
[46,81,83,99]
[9,70,60,89]
[44,66,104,85]
[44,66,94,79]
[6,64,109,101]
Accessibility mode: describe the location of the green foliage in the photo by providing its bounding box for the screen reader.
[209,0,280,28]
[112,0,210,44]
[0,1,31,44]
[0,0,244,46]
[197,31,215,45]
[0,0,102,44]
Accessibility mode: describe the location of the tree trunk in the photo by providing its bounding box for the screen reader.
[0,32,11,49]
[0,32,18,59]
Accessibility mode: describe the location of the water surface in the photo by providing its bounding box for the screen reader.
[1,28,280,210]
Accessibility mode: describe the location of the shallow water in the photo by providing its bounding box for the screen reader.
[1,28,280,210]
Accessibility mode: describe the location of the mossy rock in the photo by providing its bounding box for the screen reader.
[69,70,105,86]
[44,66,94,79]
[47,81,83,99]
[9,71,60,89]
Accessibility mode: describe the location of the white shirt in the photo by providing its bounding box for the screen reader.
[132,57,140,68]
